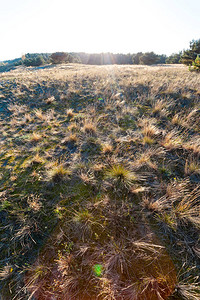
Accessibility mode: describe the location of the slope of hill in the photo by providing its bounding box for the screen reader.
[0,64,200,299]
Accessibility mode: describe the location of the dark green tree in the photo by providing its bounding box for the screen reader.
[157,54,167,64]
[190,54,200,72]
[23,55,44,66]
[34,56,45,66]
[132,52,143,64]
[166,52,182,64]
[180,39,200,65]
[139,52,159,65]
[50,52,69,64]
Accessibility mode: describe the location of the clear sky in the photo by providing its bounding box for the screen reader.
[0,0,200,61]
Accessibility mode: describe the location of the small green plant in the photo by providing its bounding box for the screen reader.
[73,209,93,224]
[92,264,103,277]
[47,164,71,183]
[189,54,200,72]
[0,200,11,211]
[143,135,155,145]
[105,164,137,187]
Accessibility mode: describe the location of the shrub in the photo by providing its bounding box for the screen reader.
[105,164,137,187]
[166,52,182,64]
[50,52,71,64]
[139,52,159,65]
[189,54,200,72]
[23,56,44,67]
[47,164,71,183]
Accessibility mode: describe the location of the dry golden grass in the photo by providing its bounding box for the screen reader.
[29,132,43,143]
[66,108,74,118]
[83,121,97,135]
[102,143,113,154]
[0,63,199,300]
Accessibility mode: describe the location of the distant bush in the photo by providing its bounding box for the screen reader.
[14,60,23,66]
[157,54,167,64]
[139,52,159,65]
[71,54,81,63]
[166,52,182,64]
[132,52,166,65]
[50,52,70,64]
[132,52,143,64]
[50,52,82,64]
[23,56,45,67]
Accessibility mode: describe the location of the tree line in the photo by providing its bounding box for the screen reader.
[1,39,199,70]
[13,51,166,66]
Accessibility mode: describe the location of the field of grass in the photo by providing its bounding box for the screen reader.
[0,63,200,299]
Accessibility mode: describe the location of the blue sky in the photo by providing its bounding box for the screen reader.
[0,0,200,60]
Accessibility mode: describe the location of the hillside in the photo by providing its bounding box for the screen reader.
[0,64,200,299]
